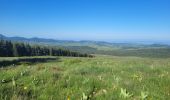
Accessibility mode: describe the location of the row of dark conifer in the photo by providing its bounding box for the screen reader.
[0,40,93,57]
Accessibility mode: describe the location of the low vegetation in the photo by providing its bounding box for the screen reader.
[0,56,170,100]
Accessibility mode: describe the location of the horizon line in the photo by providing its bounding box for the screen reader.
[1,33,170,45]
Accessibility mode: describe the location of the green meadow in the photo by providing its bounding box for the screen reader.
[0,56,170,100]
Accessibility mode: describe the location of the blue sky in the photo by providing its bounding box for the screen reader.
[0,0,170,42]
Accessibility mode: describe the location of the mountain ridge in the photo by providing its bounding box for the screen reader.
[1,34,170,46]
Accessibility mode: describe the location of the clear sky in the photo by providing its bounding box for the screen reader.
[0,0,170,42]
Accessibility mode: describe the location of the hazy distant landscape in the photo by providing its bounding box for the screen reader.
[1,34,170,58]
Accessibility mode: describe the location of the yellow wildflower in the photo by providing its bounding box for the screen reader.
[67,96,70,100]
[24,86,27,90]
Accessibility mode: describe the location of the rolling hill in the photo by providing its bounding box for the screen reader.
[1,34,170,58]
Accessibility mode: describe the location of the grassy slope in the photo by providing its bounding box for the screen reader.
[0,56,170,100]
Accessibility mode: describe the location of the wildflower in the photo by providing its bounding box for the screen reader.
[67,96,70,100]
[21,72,23,76]
[12,77,16,86]
[98,75,102,80]
[24,86,28,90]
[120,88,133,98]
[140,91,148,100]
[113,75,121,84]
[112,84,118,90]
[159,74,165,78]
[1,79,6,83]
[132,74,139,79]
[81,93,87,100]
[32,76,39,85]
[102,89,107,94]
[132,73,143,82]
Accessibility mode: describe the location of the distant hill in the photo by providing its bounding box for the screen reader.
[1,34,169,47]
[0,34,67,43]
[1,34,170,58]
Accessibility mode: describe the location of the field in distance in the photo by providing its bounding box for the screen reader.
[0,55,170,100]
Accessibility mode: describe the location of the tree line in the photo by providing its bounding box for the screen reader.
[0,40,93,57]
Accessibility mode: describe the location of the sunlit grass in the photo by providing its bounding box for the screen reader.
[0,56,170,100]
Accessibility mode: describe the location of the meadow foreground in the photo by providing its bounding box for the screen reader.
[0,56,170,100]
